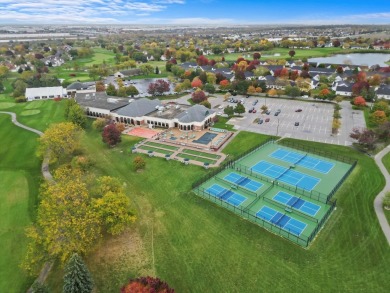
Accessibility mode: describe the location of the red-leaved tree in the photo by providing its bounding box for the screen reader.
[121,276,174,293]
[352,81,369,96]
[197,55,209,66]
[288,50,296,58]
[350,127,377,150]
[191,77,203,88]
[148,79,170,96]
[102,124,121,147]
[353,96,366,107]
[253,52,261,60]
[191,90,207,103]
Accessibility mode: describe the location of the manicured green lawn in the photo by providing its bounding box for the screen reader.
[139,145,174,155]
[0,114,42,293]
[177,153,217,164]
[208,47,344,61]
[6,99,389,292]
[222,131,273,158]
[144,141,179,150]
[213,116,235,131]
[382,151,390,174]
[42,126,389,292]
[181,149,221,159]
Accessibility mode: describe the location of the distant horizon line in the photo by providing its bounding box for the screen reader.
[0,23,389,27]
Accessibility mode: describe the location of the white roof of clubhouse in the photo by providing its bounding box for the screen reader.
[25,86,67,101]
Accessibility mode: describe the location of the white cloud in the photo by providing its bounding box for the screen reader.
[0,0,184,23]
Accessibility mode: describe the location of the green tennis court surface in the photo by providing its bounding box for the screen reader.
[194,141,355,247]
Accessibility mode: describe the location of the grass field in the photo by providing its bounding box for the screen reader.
[208,47,344,61]
[139,145,174,155]
[3,98,390,292]
[41,127,389,292]
[181,149,221,159]
[177,153,217,164]
[212,116,235,131]
[0,114,42,293]
[144,141,179,150]
[381,152,390,224]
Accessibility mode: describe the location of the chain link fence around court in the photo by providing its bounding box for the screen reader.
[191,138,353,247]
[194,185,337,247]
[278,140,357,202]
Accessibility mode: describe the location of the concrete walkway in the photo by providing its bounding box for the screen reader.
[374,145,390,245]
[0,111,54,291]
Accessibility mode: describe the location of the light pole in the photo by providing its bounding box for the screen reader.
[276,118,280,137]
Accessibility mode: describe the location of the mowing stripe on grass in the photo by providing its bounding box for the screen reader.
[182,149,221,159]
[177,153,217,164]
[139,145,174,155]
[144,141,179,150]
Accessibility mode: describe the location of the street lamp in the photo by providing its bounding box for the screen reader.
[276,118,280,137]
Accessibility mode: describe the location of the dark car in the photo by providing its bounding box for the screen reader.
[295,122,299,126]
[266,110,271,115]
[258,119,263,124]
[274,112,280,116]
[249,109,253,113]
[295,109,302,112]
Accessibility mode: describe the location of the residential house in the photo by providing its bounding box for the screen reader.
[376,86,390,100]
[333,82,354,96]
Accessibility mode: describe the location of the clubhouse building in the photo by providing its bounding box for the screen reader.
[75,92,215,131]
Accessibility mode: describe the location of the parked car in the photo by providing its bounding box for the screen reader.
[274,112,280,116]
[295,122,299,126]
[252,109,257,113]
[265,118,270,122]
[295,109,302,112]
[266,110,271,115]
[249,109,253,113]
[258,119,263,124]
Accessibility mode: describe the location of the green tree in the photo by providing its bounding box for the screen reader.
[234,103,245,115]
[24,166,101,270]
[64,98,77,119]
[139,64,154,75]
[92,117,108,131]
[106,83,117,96]
[200,100,211,109]
[224,105,234,117]
[93,191,136,235]
[203,83,215,94]
[133,155,146,171]
[63,253,94,293]
[125,85,139,97]
[68,104,87,129]
[37,122,83,163]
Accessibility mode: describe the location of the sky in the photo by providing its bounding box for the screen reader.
[0,0,389,25]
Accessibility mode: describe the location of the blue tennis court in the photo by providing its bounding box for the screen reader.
[206,184,247,206]
[256,206,307,236]
[273,191,321,216]
[270,148,334,174]
[224,172,263,192]
[251,160,320,191]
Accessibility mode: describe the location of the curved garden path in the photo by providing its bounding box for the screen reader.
[0,111,54,291]
[374,146,390,245]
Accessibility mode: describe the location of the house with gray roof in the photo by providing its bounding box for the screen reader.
[376,86,390,100]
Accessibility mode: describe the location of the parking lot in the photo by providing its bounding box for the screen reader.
[210,95,356,146]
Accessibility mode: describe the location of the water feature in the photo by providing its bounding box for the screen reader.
[309,53,390,67]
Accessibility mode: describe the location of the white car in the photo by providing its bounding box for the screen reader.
[218,105,224,109]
